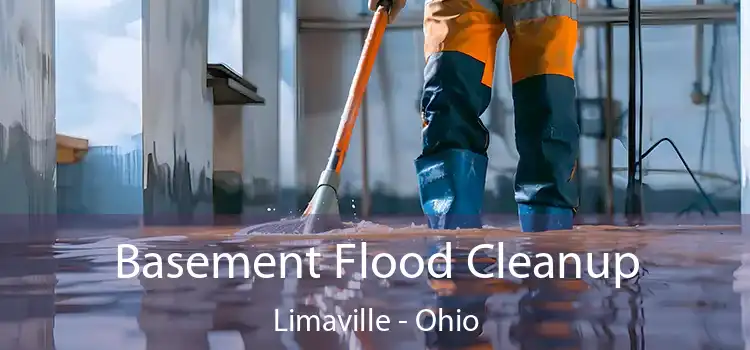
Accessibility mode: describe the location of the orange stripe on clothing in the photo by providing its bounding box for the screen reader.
[502,0,579,82]
[424,0,505,87]
[508,15,578,82]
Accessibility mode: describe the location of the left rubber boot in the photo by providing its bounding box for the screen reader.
[417,149,495,276]
[518,204,574,232]
[415,150,497,349]
[415,148,488,230]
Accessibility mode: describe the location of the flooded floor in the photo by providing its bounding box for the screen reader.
[1,223,747,350]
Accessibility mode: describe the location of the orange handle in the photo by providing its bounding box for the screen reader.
[324,6,389,174]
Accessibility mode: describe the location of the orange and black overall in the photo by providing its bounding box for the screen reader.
[415,0,580,231]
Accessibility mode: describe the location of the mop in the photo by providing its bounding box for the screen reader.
[237,1,392,235]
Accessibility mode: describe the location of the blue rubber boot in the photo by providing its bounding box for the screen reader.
[416,150,495,348]
[417,149,496,276]
[415,148,488,230]
[518,204,574,232]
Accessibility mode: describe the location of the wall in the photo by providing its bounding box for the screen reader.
[213,106,244,219]
[213,107,243,173]
[241,0,282,218]
[208,0,243,176]
[57,143,142,225]
[0,0,57,242]
[741,0,750,216]
[142,0,214,225]
[0,2,57,348]
[277,0,300,214]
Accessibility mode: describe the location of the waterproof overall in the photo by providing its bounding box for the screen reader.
[415,0,580,232]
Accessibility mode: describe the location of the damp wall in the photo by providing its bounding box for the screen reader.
[0,0,57,241]
[241,0,281,216]
[0,1,57,348]
[141,0,214,225]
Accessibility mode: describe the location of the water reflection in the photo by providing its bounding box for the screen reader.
[506,242,590,349]
[0,227,741,349]
[0,244,56,350]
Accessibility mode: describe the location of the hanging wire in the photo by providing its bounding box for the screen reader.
[600,0,722,217]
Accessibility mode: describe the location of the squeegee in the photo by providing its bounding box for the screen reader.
[240,1,392,235]
[301,1,392,233]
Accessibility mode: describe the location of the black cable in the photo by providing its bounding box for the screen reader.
[637,138,720,216]
[624,0,641,222]
[625,0,721,219]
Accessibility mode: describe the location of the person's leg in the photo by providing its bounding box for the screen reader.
[506,0,580,232]
[419,5,505,344]
[418,0,505,230]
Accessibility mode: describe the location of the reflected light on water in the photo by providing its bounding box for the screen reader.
[0,224,744,349]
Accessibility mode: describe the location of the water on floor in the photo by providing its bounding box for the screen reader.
[0,223,746,350]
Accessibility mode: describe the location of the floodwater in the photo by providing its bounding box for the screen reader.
[1,223,747,350]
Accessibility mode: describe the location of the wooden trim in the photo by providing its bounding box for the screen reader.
[56,134,89,164]
[56,134,88,150]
